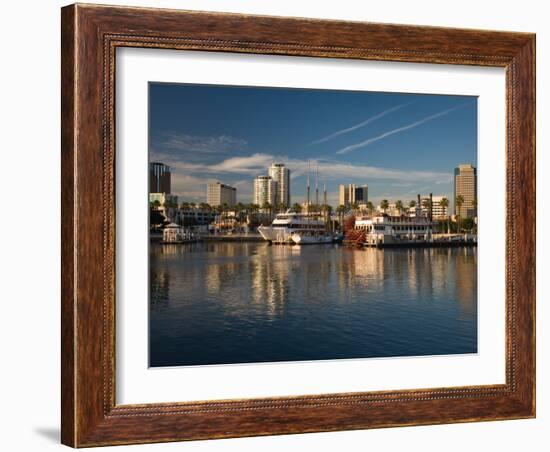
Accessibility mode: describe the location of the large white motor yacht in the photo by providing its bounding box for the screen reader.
[258,211,325,244]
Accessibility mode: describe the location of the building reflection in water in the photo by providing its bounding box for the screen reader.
[149,268,170,313]
[149,242,478,366]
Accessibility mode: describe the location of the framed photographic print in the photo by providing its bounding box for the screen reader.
[61,3,535,447]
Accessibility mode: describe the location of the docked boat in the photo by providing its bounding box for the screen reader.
[351,214,433,246]
[332,232,344,243]
[258,211,326,244]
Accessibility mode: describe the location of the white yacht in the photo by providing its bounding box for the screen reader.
[258,211,326,244]
[353,214,433,245]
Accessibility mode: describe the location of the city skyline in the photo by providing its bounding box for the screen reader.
[149,82,477,207]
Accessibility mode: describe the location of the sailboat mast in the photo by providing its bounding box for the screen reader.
[314,163,319,209]
[323,181,328,231]
[306,161,310,216]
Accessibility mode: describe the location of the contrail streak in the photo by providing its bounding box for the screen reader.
[335,103,468,155]
[308,103,409,146]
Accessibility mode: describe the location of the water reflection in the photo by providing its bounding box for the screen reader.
[149,243,477,367]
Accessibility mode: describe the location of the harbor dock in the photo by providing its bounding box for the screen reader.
[201,233,265,243]
[357,238,477,249]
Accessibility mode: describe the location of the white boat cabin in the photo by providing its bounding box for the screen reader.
[355,215,433,245]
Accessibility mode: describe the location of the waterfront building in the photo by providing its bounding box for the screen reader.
[338,184,368,207]
[454,164,477,218]
[268,163,291,207]
[206,182,236,207]
[179,206,217,226]
[421,195,449,220]
[149,162,171,193]
[253,175,277,207]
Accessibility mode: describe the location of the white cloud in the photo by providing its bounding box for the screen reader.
[156,132,247,154]
[157,152,452,184]
[170,173,213,201]
[154,150,453,205]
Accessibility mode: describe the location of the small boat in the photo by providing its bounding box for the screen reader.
[332,232,344,243]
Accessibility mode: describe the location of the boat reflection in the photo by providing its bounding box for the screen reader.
[149,242,477,367]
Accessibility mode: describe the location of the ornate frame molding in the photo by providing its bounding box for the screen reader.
[62,4,535,447]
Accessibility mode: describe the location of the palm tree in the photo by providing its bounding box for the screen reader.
[366,201,375,217]
[380,199,389,214]
[351,202,359,215]
[291,202,302,213]
[219,203,229,227]
[336,204,347,231]
[455,195,464,232]
[322,204,333,230]
[408,200,416,216]
[395,200,404,215]
[244,203,258,226]
[262,201,273,220]
[234,202,245,222]
[440,197,450,234]
[277,202,286,214]
[421,197,431,219]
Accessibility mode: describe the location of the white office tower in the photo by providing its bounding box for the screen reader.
[268,163,290,208]
[253,175,277,207]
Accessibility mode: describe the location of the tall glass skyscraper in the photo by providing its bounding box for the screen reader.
[149,162,171,194]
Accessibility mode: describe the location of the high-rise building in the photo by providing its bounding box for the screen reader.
[454,164,477,218]
[268,163,291,207]
[149,162,171,194]
[206,182,236,207]
[338,184,368,206]
[253,175,277,207]
[421,195,449,220]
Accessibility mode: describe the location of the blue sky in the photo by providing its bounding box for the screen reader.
[149,82,477,207]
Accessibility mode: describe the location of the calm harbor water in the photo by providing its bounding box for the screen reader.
[149,242,477,367]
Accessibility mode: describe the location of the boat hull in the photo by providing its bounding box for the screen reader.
[258,226,294,243]
[290,233,334,245]
[258,212,327,244]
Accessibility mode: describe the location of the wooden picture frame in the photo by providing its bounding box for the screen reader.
[61,3,535,447]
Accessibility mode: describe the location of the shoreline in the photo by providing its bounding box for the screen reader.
[201,234,265,243]
[344,240,477,248]
[151,233,477,247]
